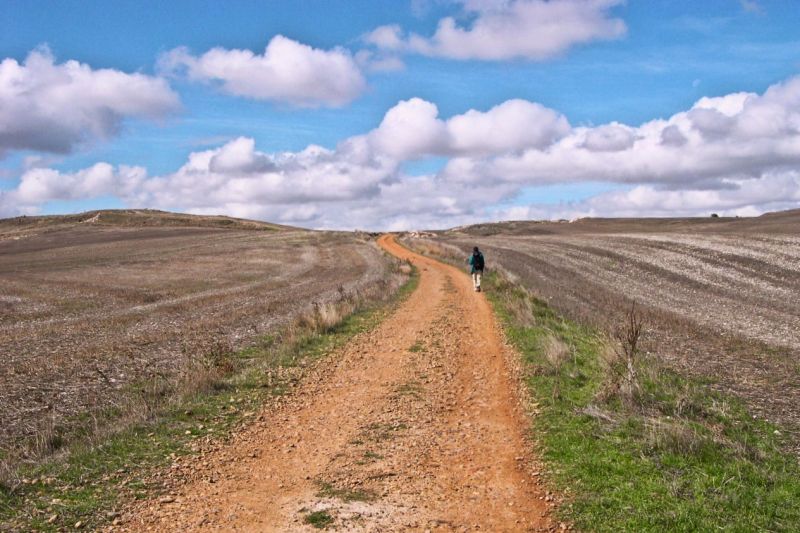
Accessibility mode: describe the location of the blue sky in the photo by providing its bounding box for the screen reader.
[2,0,800,229]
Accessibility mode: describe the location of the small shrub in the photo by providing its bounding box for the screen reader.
[304,510,334,529]
[600,301,645,406]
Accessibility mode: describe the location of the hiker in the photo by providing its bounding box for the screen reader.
[468,246,485,292]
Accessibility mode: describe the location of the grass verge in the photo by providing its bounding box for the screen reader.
[484,271,800,532]
[0,268,418,532]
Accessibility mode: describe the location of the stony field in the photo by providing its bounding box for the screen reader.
[412,210,800,449]
[0,211,394,461]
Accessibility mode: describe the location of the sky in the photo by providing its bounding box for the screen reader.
[1,0,800,229]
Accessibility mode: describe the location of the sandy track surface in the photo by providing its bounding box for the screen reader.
[116,235,550,532]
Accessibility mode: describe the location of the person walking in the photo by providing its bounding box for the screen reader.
[468,246,485,292]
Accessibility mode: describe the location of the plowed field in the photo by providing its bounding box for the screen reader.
[0,212,392,462]
[415,210,800,449]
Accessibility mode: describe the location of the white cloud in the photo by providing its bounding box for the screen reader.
[159,35,366,107]
[5,74,800,229]
[441,75,800,189]
[364,25,405,50]
[368,0,626,61]
[0,47,179,156]
[354,50,406,73]
[0,163,147,217]
[368,98,449,159]
[366,97,570,159]
[501,172,800,221]
[581,123,636,151]
[447,99,571,155]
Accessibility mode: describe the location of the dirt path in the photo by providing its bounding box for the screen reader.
[116,235,551,532]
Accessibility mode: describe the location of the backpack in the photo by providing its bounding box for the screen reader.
[473,252,484,270]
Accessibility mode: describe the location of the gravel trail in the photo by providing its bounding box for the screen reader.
[115,234,550,532]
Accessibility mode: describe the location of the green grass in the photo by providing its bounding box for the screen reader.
[483,272,800,532]
[0,267,418,532]
[365,422,408,442]
[316,481,374,503]
[363,451,383,460]
[304,510,334,529]
[408,340,425,352]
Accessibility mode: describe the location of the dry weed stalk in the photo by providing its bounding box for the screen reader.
[616,301,644,401]
[598,301,645,405]
[543,333,570,401]
[544,334,570,372]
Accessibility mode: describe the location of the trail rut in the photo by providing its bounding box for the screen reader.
[116,235,551,532]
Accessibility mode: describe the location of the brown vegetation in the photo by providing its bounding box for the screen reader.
[0,211,395,474]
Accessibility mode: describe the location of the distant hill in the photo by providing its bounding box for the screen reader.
[0,209,290,238]
[445,208,800,236]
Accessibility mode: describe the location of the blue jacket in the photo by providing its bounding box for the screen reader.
[468,252,485,273]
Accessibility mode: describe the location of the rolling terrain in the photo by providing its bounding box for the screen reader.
[411,210,800,450]
[3,208,797,531]
[0,210,396,471]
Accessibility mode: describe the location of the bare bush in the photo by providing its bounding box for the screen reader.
[615,302,644,401]
[597,302,645,405]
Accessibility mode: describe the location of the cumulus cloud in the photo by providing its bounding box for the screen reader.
[442,75,800,189]
[367,0,626,61]
[581,123,636,151]
[500,172,800,221]
[364,25,405,50]
[0,47,179,156]
[0,163,147,216]
[159,35,366,107]
[126,135,399,216]
[368,98,449,159]
[5,74,800,229]
[366,97,570,159]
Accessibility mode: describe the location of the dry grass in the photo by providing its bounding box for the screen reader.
[543,334,570,372]
[0,215,398,481]
[401,237,463,263]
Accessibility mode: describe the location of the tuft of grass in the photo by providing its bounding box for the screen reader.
[408,340,425,353]
[394,380,424,398]
[317,481,374,502]
[365,422,408,442]
[483,271,800,532]
[304,510,334,529]
[0,267,418,531]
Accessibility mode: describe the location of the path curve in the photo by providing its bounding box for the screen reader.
[116,234,551,532]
